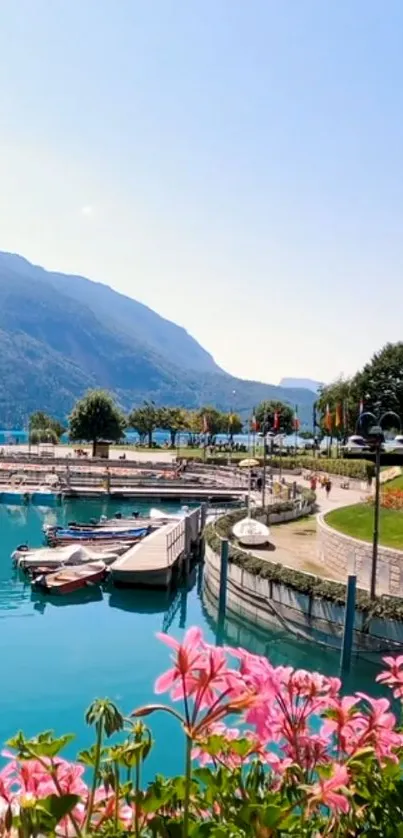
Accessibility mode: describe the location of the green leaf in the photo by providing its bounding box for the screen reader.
[37,794,80,823]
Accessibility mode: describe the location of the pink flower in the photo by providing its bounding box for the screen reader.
[307,764,350,814]
[154,627,205,695]
[377,655,403,698]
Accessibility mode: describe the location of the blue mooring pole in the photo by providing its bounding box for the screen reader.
[218,538,229,620]
[340,574,357,674]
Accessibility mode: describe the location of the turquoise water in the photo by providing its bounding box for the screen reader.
[0,429,312,450]
[0,497,386,779]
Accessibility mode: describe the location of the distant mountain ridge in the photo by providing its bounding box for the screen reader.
[0,251,316,427]
[279,377,323,394]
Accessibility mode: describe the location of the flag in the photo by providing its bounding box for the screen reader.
[202,414,209,434]
[335,403,342,428]
[250,410,259,433]
[324,403,332,432]
[273,410,280,431]
[293,405,300,431]
[359,398,364,415]
[343,401,349,430]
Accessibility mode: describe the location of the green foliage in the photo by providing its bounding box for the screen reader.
[69,390,126,453]
[255,400,294,434]
[158,406,189,446]
[29,411,65,441]
[29,427,59,445]
[128,402,162,447]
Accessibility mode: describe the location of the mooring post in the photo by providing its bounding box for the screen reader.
[340,574,357,674]
[218,538,229,621]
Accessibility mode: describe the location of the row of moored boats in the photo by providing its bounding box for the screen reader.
[12,509,181,595]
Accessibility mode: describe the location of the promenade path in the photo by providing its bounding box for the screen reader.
[250,478,367,582]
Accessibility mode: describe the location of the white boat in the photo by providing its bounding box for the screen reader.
[13,543,120,569]
[232,517,270,547]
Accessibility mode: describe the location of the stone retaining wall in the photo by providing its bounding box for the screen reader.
[316,514,403,596]
[204,542,403,652]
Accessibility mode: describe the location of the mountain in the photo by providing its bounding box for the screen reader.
[279,377,323,394]
[0,251,316,427]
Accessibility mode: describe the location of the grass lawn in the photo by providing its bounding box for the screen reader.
[382,474,403,490]
[325,503,403,550]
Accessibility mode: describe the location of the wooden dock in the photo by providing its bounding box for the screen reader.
[110,508,203,588]
[65,486,245,501]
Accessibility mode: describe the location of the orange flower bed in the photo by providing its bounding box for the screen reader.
[380,488,403,510]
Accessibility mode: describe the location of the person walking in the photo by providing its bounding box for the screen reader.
[325,478,332,498]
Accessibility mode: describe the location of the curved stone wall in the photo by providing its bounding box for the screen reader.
[317,513,403,596]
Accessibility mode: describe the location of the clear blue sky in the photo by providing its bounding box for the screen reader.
[0,1,402,385]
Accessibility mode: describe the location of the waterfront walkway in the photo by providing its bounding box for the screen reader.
[248,478,366,582]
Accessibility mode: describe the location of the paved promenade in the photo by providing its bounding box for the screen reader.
[250,477,367,581]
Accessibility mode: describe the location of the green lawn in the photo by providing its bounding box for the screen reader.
[382,474,403,490]
[325,503,403,550]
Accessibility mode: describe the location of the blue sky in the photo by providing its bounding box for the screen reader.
[0,1,402,385]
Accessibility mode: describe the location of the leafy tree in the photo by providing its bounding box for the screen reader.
[352,342,403,429]
[29,427,59,445]
[128,401,161,448]
[197,406,224,441]
[29,411,65,442]
[159,407,189,447]
[222,412,243,439]
[255,401,294,434]
[316,378,356,437]
[69,390,126,455]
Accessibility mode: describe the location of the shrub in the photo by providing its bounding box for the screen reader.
[185,454,375,480]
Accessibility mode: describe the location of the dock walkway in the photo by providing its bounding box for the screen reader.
[110,519,186,587]
[110,506,203,587]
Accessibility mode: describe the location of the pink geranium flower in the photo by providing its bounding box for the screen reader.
[154,627,205,695]
[307,764,350,814]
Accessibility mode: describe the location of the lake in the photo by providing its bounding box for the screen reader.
[0,496,385,778]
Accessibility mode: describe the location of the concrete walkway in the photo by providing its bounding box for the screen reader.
[247,477,367,581]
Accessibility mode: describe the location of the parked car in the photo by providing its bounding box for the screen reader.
[342,435,371,454]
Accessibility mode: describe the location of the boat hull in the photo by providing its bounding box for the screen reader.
[33,564,106,595]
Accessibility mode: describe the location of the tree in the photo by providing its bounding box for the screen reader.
[222,412,243,439]
[69,390,126,455]
[352,342,403,428]
[197,406,225,441]
[255,401,294,435]
[29,427,59,445]
[29,411,65,442]
[159,407,189,447]
[128,402,161,448]
[316,378,356,437]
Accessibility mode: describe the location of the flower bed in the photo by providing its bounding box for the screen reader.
[381,488,403,510]
[3,629,403,836]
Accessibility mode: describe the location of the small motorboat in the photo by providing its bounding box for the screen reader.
[13,543,120,569]
[32,561,107,595]
[45,525,151,545]
[232,517,270,547]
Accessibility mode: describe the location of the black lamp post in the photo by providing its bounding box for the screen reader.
[356,408,401,599]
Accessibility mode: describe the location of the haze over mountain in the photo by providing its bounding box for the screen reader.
[279,378,323,394]
[0,252,315,427]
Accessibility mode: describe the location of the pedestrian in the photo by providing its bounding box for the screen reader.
[325,478,332,497]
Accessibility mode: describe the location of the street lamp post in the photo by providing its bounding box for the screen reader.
[357,409,401,599]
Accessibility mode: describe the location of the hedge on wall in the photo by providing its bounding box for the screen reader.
[187,454,375,480]
[204,516,403,623]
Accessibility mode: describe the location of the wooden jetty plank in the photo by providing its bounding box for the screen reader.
[110,521,184,587]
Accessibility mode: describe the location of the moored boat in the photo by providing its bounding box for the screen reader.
[32,561,107,595]
[46,525,152,546]
[13,543,121,569]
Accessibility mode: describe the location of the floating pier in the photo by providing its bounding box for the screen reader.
[110,507,204,588]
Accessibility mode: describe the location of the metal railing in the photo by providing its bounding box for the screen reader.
[166,521,185,566]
